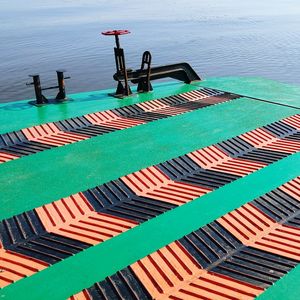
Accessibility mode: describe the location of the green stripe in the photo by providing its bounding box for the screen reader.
[0,82,196,134]
[2,148,300,300]
[256,264,300,300]
[194,76,300,107]
[2,76,300,134]
[0,98,298,221]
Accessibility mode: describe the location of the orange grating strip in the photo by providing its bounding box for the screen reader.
[36,194,137,245]
[218,202,300,260]
[279,177,300,201]
[281,114,300,130]
[131,242,262,300]
[85,111,145,129]
[69,290,91,300]
[0,151,19,163]
[240,127,300,154]
[121,166,211,205]
[188,145,266,176]
[22,123,88,146]
[0,246,48,288]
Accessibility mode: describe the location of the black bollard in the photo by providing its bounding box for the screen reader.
[56,70,68,100]
[27,75,47,104]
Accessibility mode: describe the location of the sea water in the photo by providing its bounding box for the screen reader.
[1,0,300,102]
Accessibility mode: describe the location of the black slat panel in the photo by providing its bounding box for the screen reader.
[241,148,289,164]
[83,180,133,211]
[158,155,201,178]
[8,233,90,264]
[83,179,176,223]
[217,137,254,157]
[285,214,300,228]
[55,116,92,132]
[218,130,290,164]
[0,210,46,247]
[285,132,300,142]
[112,105,144,117]
[158,95,187,106]
[253,189,300,222]
[212,261,280,288]
[263,121,297,138]
[173,101,207,110]
[125,112,169,122]
[179,222,242,268]
[0,141,53,156]
[0,131,28,147]
[103,196,176,223]
[68,125,117,137]
[158,156,240,189]
[87,267,152,300]
[211,246,298,289]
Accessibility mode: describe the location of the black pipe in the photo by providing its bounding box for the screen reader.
[29,75,47,104]
[56,70,67,100]
[114,62,201,85]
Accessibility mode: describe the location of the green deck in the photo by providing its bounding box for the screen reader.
[1,77,300,299]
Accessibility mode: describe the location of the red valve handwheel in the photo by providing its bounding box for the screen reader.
[101,30,130,36]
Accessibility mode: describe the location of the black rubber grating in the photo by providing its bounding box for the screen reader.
[0,210,46,248]
[66,125,117,137]
[124,111,170,122]
[263,121,297,138]
[217,137,255,157]
[55,116,92,132]
[179,222,242,269]
[0,141,53,156]
[253,189,300,222]
[241,149,289,164]
[5,233,90,264]
[158,156,241,189]
[211,247,297,288]
[86,267,152,300]
[83,180,176,223]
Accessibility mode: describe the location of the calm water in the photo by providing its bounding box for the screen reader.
[1,0,300,102]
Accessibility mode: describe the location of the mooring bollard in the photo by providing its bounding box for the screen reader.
[27,71,70,105]
[56,70,70,100]
[26,74,47,104]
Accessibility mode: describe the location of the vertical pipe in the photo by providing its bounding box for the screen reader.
[56,70,66,100]
[115,35,120,49]
[32,75,45,104]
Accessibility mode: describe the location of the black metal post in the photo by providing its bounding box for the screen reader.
[113,46,131,97]
[102,30,132,98]
[137,51,153,93]
[115,35,120,49]
[56,70,66,100]
[29,75,47,104]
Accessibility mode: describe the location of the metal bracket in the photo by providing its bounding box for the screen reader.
[137,51,153,93]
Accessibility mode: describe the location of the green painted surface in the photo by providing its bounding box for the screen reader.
[0,82,197,134]
[256,264,300,300]
[194,76,300,108]
[2,150,300,300]
[0,98,298,221]
[2,77,300,299]
[2,76,300,134]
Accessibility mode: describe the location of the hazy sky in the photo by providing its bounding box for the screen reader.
[1,0,300,29]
